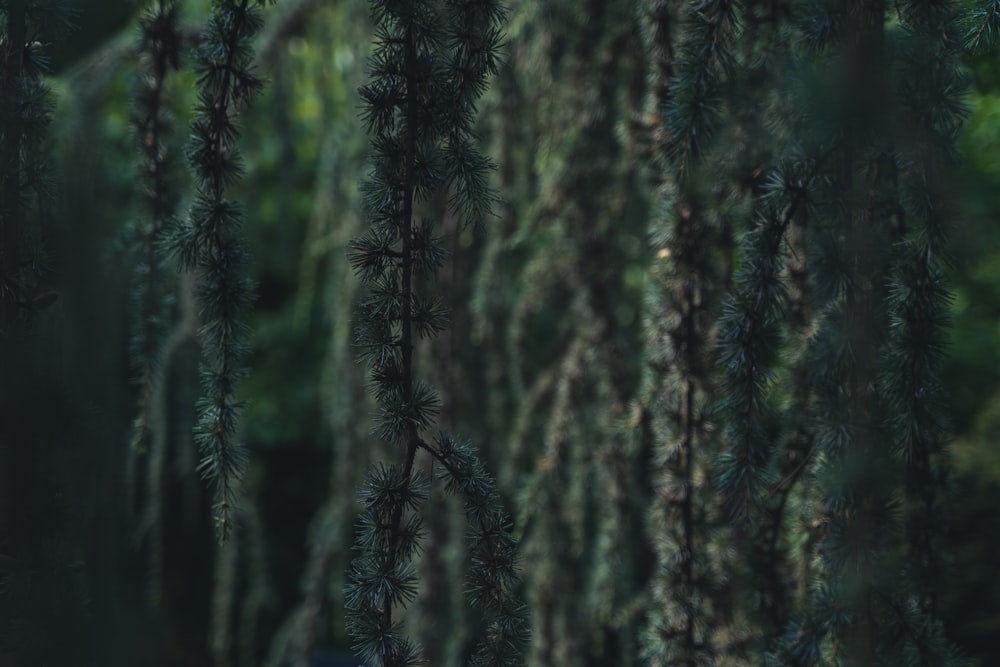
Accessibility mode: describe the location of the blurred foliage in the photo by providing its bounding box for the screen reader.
[6,0,1000,665]
[923,33,1000,665]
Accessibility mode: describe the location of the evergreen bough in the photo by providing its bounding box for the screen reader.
[127,0,186,607]
[638,2,733,664]
[0,0,71,334]
[0,2,73,664]
[345,1,527,665]
[168,0,272,542]
[686,0,974,662]
[130,0,182,455]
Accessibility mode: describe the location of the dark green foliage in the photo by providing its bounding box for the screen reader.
[125,0,188,611]
[636,3,747,663]
[637,1,788,659]
[666,0,973,662]
[966,0,1000,53]
[167,0,273,542]
[715,157,819,524]
[433,433,529,666]
[663,0,738,170]
[889,0,966,617]
[6,0,1000,664]
[345,1,526,665]
[1,4,82,665]
[129,0,182,455]
[0,0,71,333]
[488,2,655,663]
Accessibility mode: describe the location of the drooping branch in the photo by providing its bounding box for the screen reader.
[345,2,526,665]
[170,0,272,542]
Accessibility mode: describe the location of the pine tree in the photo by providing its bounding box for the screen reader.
[345,1,528,665]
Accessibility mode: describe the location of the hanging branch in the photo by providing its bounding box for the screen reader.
[887,0,965,620]
[662,0,740,171]
[345,1,527,665]
[637,2,733,663]
[132,0,181,451]
[169,0,273,542]
[716,155,823,524]
[129,0,182,453]
[770,0,968,659]
[126,0,186,608]
[0,0,70,333]
[0,0,28,333]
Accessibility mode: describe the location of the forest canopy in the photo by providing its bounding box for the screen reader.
[3,0,1000,666]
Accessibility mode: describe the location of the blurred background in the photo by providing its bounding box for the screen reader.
[7,0,1000,665]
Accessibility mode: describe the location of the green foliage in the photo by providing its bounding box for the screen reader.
[0,0,72,332]
[167,0,273,542]
[129,0,182,455]
[485,1,653,662]
[1,4,87,665]
[9,0,1000,664]
[663,0,738,170]
[666,0,973,662]
[124,0,189,613]
[965,0,1000,53]
[636,5,749,665]
[345,1,526,665]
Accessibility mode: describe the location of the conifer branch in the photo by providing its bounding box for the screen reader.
[171,0,272,543]
[0,3,72,663]
[639,8,728,657]
[1,0,28,331]
[716,154,826,524]
[130,0,182,455]
[887,0,964,617]
[663,0,740,171]
[811,35,888,666]
[0,17,61,354]
[965,0,1000,52]
[127,0,186,598]
[769,1,966,659]
[421,435,529,665]
[0,0,69,332]
[346,1,525,665]
[640,203,724,666]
